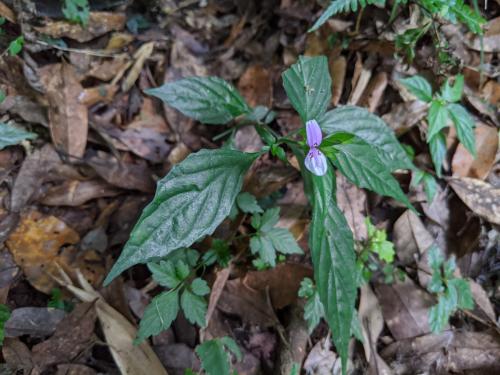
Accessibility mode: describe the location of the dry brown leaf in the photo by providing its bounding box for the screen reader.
[122,42,155,92]
[359,284,393,375]
[330,55,346,105]
[237,65,273,107]
[349,54,372,105]
[46,63,88,158]
[469,280,496,323]
[481,79,500,106]
[381,331,500,375]
[5,211,104,293]
[336,172,367,241]
[106,32,135,51]
[375,278,434,340]
[87,57,129,81]
[4,307,66,338]
[34,12,126,43]
[39,179,120,206]
[55,269,168,375]
[0,95,48,127]
[2,338,34,373]
[360,71,388,112]
[0,1,15,23]
[56,365,96,375]
[31,303,96,369]
[449,177,500,225]
[452,125,498,180]
[467,16,500,52]
[80,84,118,106]
[393,210,434,266]
[382,101,428,134]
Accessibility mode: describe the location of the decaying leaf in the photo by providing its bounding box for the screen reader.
[449,177,500,225]
[54,269,168,375]
[5,211,103,293]
[452,125,498,180]
[40,179,121,207]
[237,65,273,107]
[122,42,155,92]
[46,63,88,158]
[375,278,434,340]
[360,72,388,113]
[4,307,65,338]
[34,12,126,43]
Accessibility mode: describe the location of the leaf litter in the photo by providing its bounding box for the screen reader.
[0,1,498,374]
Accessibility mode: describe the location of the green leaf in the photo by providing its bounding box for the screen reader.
[258,207,281,232]
[236,192,263,214]
[0,304,11,346]
[429,293,453,333]
[196,339,232,375]
[250,235,276,267]
[422,172,438,203]
[319,106,414,171]
[104,149,257,285]
[427,100,449,140]
[181,289,207,327]
[441,75,464,103]
[266,228,303,255]
[148,261,181,289]
[303,291,325,333]
[0,123,37,149]
[448,103,476,157]
[310,172,357,374]
[309,0,382,32]
[137,290,179,342]
[0,90,5,104]
[298,278,315,298]
[191,278,210,296]
[8,36,24,56]
[448,278,474,310]
[146,77,251,125]
[62,0,89,25]
[282,55,331,122]
[399,76,433,102]
[450,0,485,34]
[427,245,444,270]
[428,132,447,177]
[219,337,242,362]
[330,137,413,210]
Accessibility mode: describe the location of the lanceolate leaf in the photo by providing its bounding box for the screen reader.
[448,103,476,157]
[0,123,37,150]
[146,77,251,125]
[330,138,414,210]
[310,172,357,374]
[282,56,331,122]
[429,132,447,177]
[427,101,449,140]
[319,106,414,171]
[399,76,433,102]
[104,149,258,284]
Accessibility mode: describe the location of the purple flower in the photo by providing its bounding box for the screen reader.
[304,120,327,176]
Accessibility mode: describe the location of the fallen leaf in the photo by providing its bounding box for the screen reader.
[0,1,15,23]
[330,55,346,106]
[106,32,135,51]
[469,280,496,323]
[34,12,126,43]
[0,95,48,127]
[55,269,167,375]
[452,124,499,180]
[80,84,118,106]
[237,65,273,107]
[382,101,428,135]
[31,303,96,369]
[449,177,500,225]
[56,364,96,375]
[122,42,155,92]
[40,179,121,207]
[359,284,393,375]
[4,307,65,338]
[46,63,88,158]
[5,211,97,293]
[154,343,200,374]
[2,338,34,373]
[303,339,341,375]
[336,172,367,241]
[375,278,434,340]
[348,54,373,105]
[86,152,155,193]
[381,331,500,375]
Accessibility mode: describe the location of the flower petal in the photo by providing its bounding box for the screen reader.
[306,119,322,147]
[305,149,328,176]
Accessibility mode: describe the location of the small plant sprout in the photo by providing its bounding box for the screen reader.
[305,119,328,176]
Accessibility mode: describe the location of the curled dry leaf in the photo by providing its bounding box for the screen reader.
[34,12,126,43]
[5,211,103,293]
[54,269,168,375]
[375,278,434,340]
[452,124,498,180]
[80,84,118,106]
[237,65,273,107]
[39,179,121,207]
[393,210,434,266]
[46,63,88,158]
[330,55,346,106]
[360,71,388,113]
[348,55,372,105]
[122,42,155,92]
[449,177,500,225]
